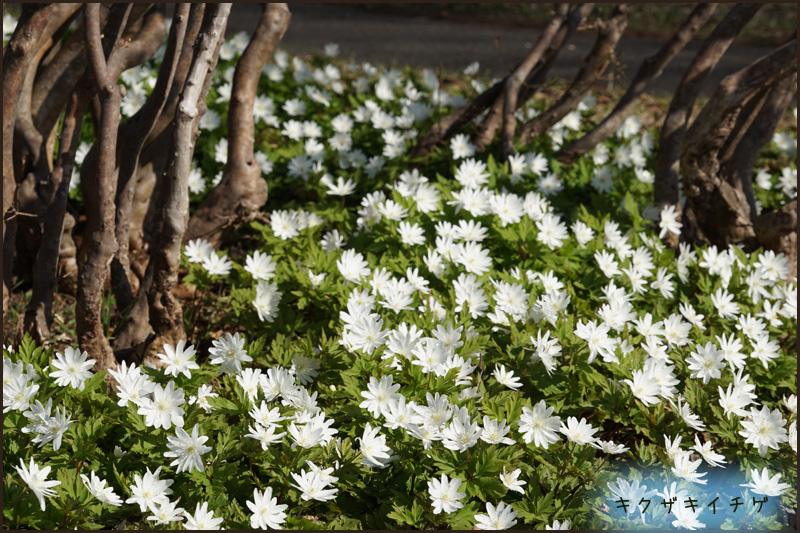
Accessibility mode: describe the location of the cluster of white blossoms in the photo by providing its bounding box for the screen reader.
[4,13,797,528]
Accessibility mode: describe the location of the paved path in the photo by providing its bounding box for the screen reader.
[225,3,776,97]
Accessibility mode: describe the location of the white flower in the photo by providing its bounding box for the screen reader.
[247,487,287,530]
[164,423,212,473]
[427,473,466,514]
[659,204,682,238]
[49,347,95,391]
[671,451,707,485]
[80,471,122,506]
[358,422,394,468]
[686,342,725,384]
[184,502,224,530]
[126,466,174,512]
[450,133,476,159]
[245,251,277,281]
[157,340,199,379]
[398,221,426,246]
[492,364,522,390]
[454,158,490,188]
[518,400,561,448]
[359,375,401,418]
[337,249,371,283]
[560,417,599,445]
[208,332,252,375]
[184,238,214,263]
[481,417,516,446]
[253,281,282,323]
[187,168,207,194]
[499,467,526,494]
[741,467,791,497]
[623,369,661,406]
[546,519,571,530]
[291,465,338,502]
[738,406,788,456]
[137,381,185,430]
[691,434,726,468]
[592,440,629,454]
[15,458,61,512]
[474,501,517,530]
[323,175,357,196]
[202,253,232,276]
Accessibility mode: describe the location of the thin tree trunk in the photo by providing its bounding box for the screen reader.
[110,4,188,314]
[500,3,570,157]
[3,4,53,315]
[413,79,505,158]
[518,4,631,145]
[558,3,719,164]
[680,39,796,247]
[19,83,91,343]
[75,3,130,373]
[185,3,290,248]
[143,3,232,366]
[653,3,763,212]
[721,73,796,226]
[473,3,596,152]
[754,200,797,280]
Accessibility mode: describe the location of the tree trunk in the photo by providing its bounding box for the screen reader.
[19,84,91,343]
[722,74,797,219]
[500,3,570,157]
[110,4,187,314]
[518,4,631,145]
[143,3,232,367]
[185,3,291,248]
[557,3,718,164]
[3,4,53,315]
[473,2,595,152]
[75,3,131,374]
[653,3,763,214]
[680,40,796,249]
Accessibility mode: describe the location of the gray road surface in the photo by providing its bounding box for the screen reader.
[224,3,777,97]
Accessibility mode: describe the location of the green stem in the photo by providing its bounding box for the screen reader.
[9,486,28,509]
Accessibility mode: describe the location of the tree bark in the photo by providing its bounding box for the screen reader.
[184,3,290,248]
[75,3,130,373]
[143,3,232,367]
[680,40,797,248]
[110,4,187,314]
[500,4,570,157]
[557,3,719,164]
[518,4,631,145]
[721,74,796,220]
[653,3,763,212]
[754,200,797,280]
[3,4,53,315]
[19,84,91,343]
[473,2,595,152]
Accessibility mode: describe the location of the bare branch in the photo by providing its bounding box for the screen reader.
[111,4,188,313]
[3,3,53,314]
[518,4,631,145]
[20,83,91,342]
[558,3,719,164]
[653,3,763,210]
[500,4,570,157]
[472,3,596,152]
[185,3,291,247]
[75,3,130,373]
[143,3,232,365]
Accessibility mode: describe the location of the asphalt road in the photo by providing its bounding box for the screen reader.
[225,3,778,97]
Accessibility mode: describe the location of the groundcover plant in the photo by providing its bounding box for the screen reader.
[3,14,798,531]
